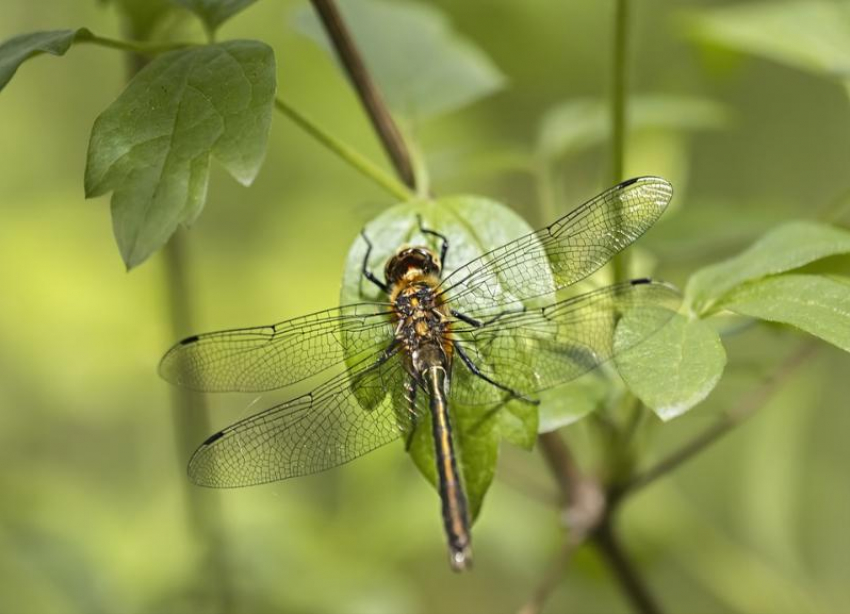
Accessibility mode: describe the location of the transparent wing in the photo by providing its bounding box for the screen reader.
[188,350,406,487]
[160,302,394,392]
[449,280,681,406]
[439,177,672,317]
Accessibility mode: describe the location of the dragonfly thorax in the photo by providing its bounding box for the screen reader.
[391,280,452,374]
[392,281,441,317]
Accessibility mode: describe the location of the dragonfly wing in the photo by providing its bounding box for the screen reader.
[449,280,681,405]
[160,302,394,392]
[188,350,406,487]
[440,177,672,317]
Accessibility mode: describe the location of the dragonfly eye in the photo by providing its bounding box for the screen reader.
[385,247,441,283]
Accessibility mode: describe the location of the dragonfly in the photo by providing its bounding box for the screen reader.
[160,176,679,571]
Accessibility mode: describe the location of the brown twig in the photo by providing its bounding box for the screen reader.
[620,340,818,497]
[592,520,662,614]
[538,432,587,508]
[535,432,664,614]
[523,433,610,613]
[310,0,417,191]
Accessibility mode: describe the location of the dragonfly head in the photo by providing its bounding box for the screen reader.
[385,246,442,284]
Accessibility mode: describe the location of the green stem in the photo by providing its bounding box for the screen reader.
[123,49,231,612]
[76,30,193,55]
[610,0,630,282]
[162,233,233,614]
[274,97,414,202]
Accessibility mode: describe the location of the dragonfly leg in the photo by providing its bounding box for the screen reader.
[403,376,419,450]
[454,342,538,405]
[450,309,483,327]
[360,230,390,294]
[417,214,449,266]
[451,305,527,329]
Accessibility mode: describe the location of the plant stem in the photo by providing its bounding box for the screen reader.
[274,98,413,201]
[621,341,818,496]
[310,0,417,190]
[124,50,231,613]
[538,432,584,506]
[530,433,607,611]
[161,233,233,613]
[610,0,630,282]
[78,30,193,55]
[593,520,662,614]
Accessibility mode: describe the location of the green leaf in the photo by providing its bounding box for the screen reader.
[0,29,87,94]
[537,373,609,433]
[172,0,259,34]
[721,274,850,352]
[340,195,550,517]
[85,41,276,269]
[686,221,850,316]
[294,0,506,120]
[99,0,175,40]
[684,1,850,82]
[537,94,728,161]
[615,311,726,421]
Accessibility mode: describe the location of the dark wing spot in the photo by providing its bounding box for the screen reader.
[201,431,225,446]
[180,335,200,346]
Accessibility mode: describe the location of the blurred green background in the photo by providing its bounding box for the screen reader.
[2,1,850,613]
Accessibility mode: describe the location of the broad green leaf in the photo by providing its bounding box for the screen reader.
[99,0,175,40]
[340,196,551,517]
[537,373,609,433]
[294,0,506,120]
[173,0,259,34]
[685,1,850,82]
[0,29,87,94]
[721,274,850,352]
[615,311,726,421]
[686,221,850,316]
[85,41,275,269]
[537,95,728,161]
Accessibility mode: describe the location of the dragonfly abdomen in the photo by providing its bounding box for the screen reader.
[425,364,472,571]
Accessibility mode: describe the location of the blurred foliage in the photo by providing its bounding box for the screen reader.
[174,0,260,35]
[685,1,850,97]
[1,1,850,613]
[536,94,728,162]
[99,0,177,40]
